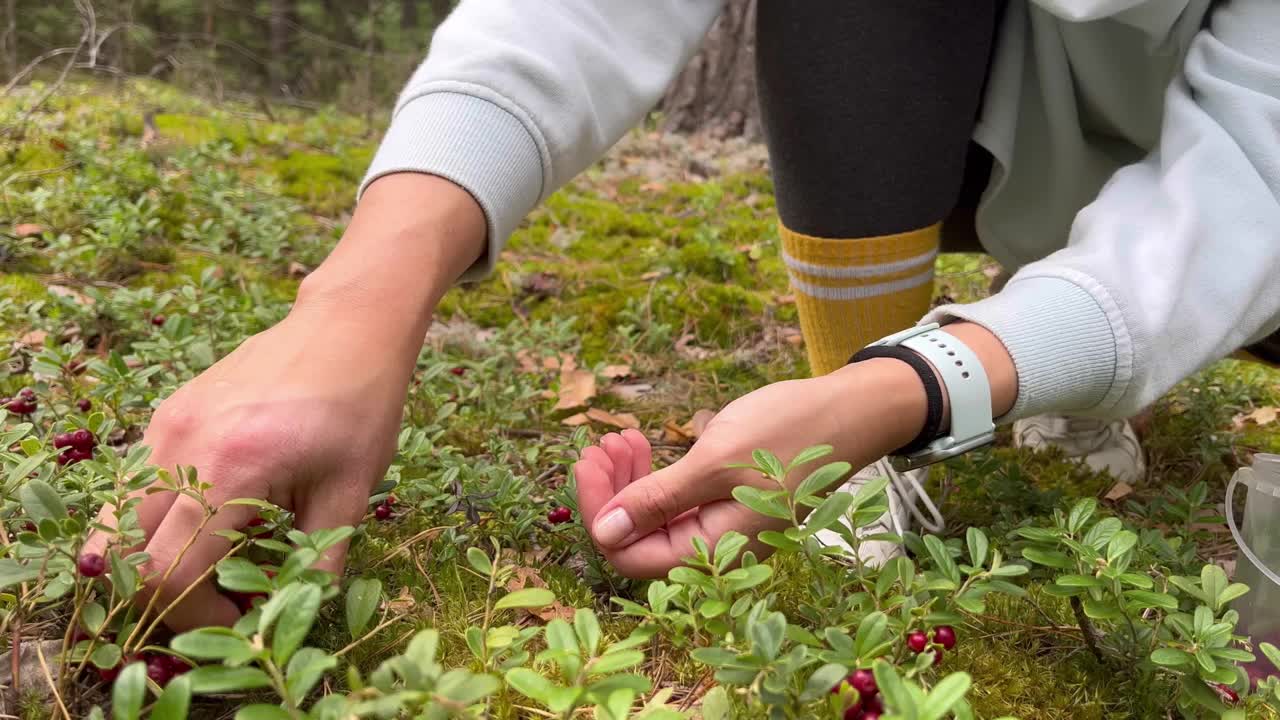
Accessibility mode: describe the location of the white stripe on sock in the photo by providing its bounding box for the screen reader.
[789,267,934,300]
[781,247,938,279]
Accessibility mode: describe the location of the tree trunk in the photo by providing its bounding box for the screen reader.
[2,0,16,79]
[427,0,451,25]
[659,0,759,139]
[400,0,419,31]
[268,0,294,89]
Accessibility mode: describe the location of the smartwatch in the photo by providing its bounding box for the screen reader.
[849,323,995,471]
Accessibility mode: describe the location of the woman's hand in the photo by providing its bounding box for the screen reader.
[575,359,930,578]
[82,173,487,631]
[576,324,1018,579]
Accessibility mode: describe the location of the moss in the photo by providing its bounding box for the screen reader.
[152,114,252,150]
[267,150,366,215]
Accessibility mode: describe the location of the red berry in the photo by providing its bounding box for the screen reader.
[53,433,74,449]
[77,399,92,412]
[385,494,397,506]
[862,713,881,720]
[1212,683,1239,704]
[145,655,174,686]
[933,625,957,650]
[843,703,862,720]
[848,669,877,697]
[547,507,572,524]
[450,366,466,376]
[151,315,166,326]
[863,695,883,714]
[71,627,91,643]
[71,429,94,450]
[933,648,945,666]
[96,663,121,683]
[163,655,191,675]
[22,521,36,533]
[224,590,267,614]
[18,388,35,400]
[5,398,36,415]
[374,504,393,521]
[77,553,105,578]
[907,630,928,654]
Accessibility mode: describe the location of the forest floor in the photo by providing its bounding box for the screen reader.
[2,79,1280,720]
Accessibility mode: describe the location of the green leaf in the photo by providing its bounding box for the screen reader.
[574,609,602,656]
[794,461,851,502]
[712,532,748,573]
[1068,498,1097,533]
[1217,583,1249,609]
[466,547,492,576]
[749,611,786,662]
[1106,531,1137,563]
[277,548,320,585]
[285,647,338,706]
[1150,648,1194,667]
[700,686,732,720]
[171,627,258,663]
[924,535,960,584]
[757,530,801,552]
[90,643,122,670]
[186,666,273,694]
[730,486,791,520]
[19,480,66,523]
[724,564,772,593]
[505,667,555,703]
[786,445,834,472]
[81,602,106,633]
[590,649,644,675]
[1201,564,1228,610]
[750,449,785,479]
[234,706,291,720]
[272,582,321,666]
[1261,642,1280,670]
[109,550,139,601]
[921,672,972,720]
[0,559,39,590]
[1021,547,1073,569]
[111,662,146,720]
[151,675,191,720]
[800,492,853,537]
[436,669,500,705]
[853,611,888,658]
[345,578,382,640]
[1056,574,1104,588]
[800,663,847,703]
[1083,599,1122,620]
[495,588,555,611]
[966,527,989,568]
[871,661,911,717]
[216,557,272,593]
[1123,590,1178,611]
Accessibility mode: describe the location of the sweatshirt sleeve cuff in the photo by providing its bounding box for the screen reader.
[922,275,1129,422]
[359,91,545,282]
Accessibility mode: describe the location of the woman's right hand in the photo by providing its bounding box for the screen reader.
[82,173,487,631]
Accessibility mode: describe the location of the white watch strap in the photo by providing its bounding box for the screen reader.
[871,323,996,469]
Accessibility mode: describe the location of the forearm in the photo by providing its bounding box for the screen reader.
[293,174,486,364]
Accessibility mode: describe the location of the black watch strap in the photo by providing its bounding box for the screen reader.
[848,345,945,456]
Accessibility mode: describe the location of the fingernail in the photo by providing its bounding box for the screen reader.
[593,508,634,547]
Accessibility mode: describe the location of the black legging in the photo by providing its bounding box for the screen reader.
[755,0,1005,243]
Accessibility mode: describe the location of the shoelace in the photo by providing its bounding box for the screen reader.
[876,458,946,536]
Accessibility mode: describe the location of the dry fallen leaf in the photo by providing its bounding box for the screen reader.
[514,349,540,374]
[1233,406,1278,429]
[554,369,596,411]
[506,566,575,622]
[585,408,640,430]
[561,413,590,427]
[17,330,47,348]
[601,364,632,379]
[12,223,45,238]
[1104,481,1133,502]
[288,261,311,278]
[46,284,94,306]
[675,333,712,361]
[640,271,664,281]
[662,419,693,444]
[385,587,416,614]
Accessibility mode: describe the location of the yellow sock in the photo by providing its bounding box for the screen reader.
[781,222,940,376]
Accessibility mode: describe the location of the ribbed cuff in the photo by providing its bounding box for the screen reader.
[922,275,1128,422]
[359,91,545,282]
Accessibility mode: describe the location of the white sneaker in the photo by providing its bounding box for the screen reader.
[812,459,945,567]
[1013,415,1146,484]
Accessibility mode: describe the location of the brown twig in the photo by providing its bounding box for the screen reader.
[33,642,70,720]
[1070,596,1106,663]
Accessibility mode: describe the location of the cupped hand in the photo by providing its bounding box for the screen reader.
[575,360,928,578]
[81,310,416,630]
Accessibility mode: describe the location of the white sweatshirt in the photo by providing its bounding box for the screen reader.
[361,0,1280,422]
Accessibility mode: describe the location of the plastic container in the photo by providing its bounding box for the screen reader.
[1228,453,1280,683]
